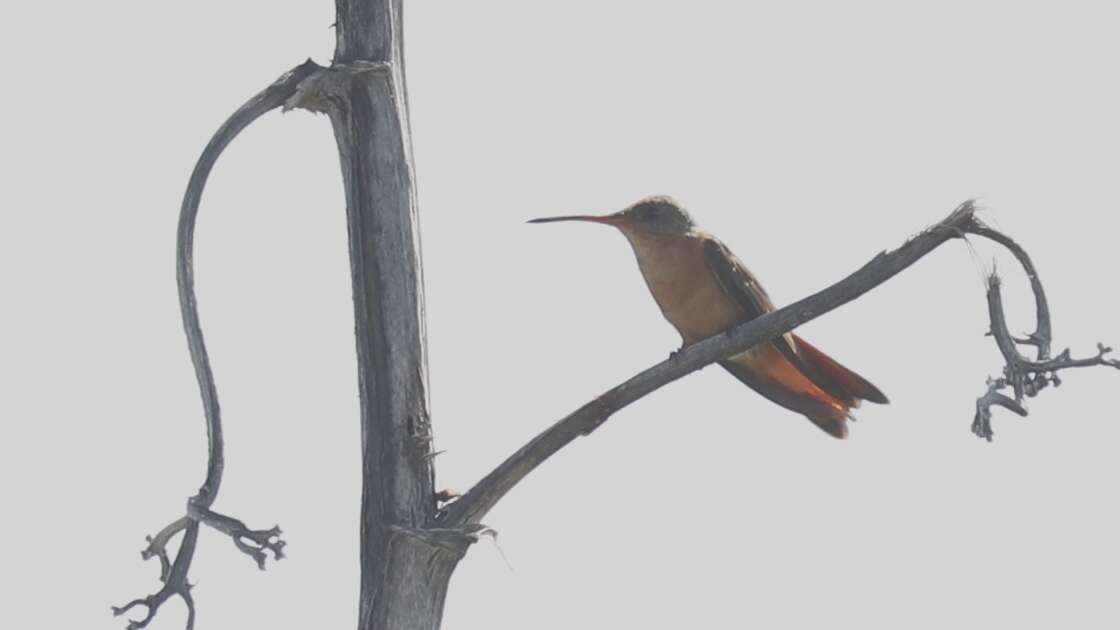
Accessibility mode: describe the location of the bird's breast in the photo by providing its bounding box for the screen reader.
[623,231,744,344]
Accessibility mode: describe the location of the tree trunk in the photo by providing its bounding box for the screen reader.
[325,1,465,628]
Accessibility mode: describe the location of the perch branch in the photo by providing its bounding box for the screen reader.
[113,59,319,630]
[441,202,978,527]
[441,201,1118,528]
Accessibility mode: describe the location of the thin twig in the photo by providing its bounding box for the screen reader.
[966,213,1116,440]
[968,223,1053,360]
[973,270,1119,440]
[112,523,200,630]
[141,516,190,582]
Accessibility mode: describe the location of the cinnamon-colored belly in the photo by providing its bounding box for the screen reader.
[624,231,743,344]
[624,230,833,404]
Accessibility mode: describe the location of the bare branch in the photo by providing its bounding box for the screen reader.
[178,58,321,505]
[113,522,200,630]
[964,214,1115,439]
[968,223,1053,359]
[114,59,319,629]
[441,201,982,527]
[441,201,1118,527]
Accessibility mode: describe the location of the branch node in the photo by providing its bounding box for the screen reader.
[389,524,488,556]
[140,517,190,582]
[115,521,200,629]
[284,61,393,114]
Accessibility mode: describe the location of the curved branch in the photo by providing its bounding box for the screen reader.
[179,58,321,505]
[985,275,1117,376]
[115,60,319,630]
[964,214,1116,440]
[440,201,981,527]
[968,224,1052,360]
[973,272,1120,440]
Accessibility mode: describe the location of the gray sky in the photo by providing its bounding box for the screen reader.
[2,2,1119,629]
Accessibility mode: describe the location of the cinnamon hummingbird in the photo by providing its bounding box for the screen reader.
[529,196,888,438]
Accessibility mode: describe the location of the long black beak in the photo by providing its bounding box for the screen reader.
[527,214,623,226]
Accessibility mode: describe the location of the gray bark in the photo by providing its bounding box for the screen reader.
[311,2,464,628]
[306,55,452,630]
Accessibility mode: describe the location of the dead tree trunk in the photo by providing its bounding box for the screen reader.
[113,2,1119,630]
[323,1,462,627]
[301,2,470,628]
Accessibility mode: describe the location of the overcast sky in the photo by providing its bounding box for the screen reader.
[3,2,1119,629]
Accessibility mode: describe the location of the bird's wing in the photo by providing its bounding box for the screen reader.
[701,236,882,405]
[700,236,801,360]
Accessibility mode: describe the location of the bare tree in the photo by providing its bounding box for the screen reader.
[112,1,1119,629]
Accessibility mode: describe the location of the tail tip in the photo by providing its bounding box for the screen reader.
[864,388,890,405]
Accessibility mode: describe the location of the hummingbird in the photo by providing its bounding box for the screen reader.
[529,196,888,438]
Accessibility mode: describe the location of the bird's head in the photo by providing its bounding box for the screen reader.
[528,196,695,235]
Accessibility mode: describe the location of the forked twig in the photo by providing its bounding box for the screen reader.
[972,268,1119,440]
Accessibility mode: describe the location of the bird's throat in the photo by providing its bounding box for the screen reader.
[621,230,743,344]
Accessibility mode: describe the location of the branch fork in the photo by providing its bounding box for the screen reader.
[113,522,199,630]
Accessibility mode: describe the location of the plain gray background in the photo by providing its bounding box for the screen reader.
[2,1,1118,628]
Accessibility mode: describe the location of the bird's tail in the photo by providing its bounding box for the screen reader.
[720,351,855,439]
[790,334,889,406]
[721,336,888,439]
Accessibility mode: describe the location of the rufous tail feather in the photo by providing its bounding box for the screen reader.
[791,334,889,406]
